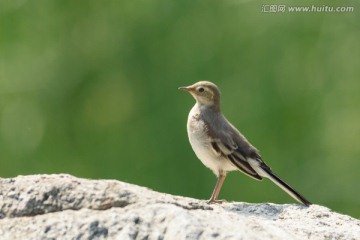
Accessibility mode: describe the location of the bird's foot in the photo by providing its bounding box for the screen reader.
[207,199,227,204]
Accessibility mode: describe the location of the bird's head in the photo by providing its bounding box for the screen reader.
[179,81,221,110]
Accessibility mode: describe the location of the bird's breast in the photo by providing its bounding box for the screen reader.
[186,106,236,175]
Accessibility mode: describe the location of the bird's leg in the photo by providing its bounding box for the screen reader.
[207,172,227,204]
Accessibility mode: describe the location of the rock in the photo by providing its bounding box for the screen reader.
[0,174,359,240]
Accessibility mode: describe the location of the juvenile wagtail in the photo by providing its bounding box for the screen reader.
[179,81,311,206]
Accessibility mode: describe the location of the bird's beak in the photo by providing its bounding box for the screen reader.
[178,86,194,93]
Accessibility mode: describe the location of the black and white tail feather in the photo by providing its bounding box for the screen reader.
[248,158,311,206]
[211,140,311,206]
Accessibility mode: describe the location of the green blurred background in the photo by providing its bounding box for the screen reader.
[1,0,359,217]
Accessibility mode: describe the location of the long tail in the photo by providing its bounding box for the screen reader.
[264,169,311,206]
[249,159,311,206]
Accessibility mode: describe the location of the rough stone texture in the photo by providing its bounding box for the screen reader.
[0,174,359,240]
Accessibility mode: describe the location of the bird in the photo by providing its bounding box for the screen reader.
[179,81,311,206]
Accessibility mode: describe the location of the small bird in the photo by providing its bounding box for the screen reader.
[179,81,311,206]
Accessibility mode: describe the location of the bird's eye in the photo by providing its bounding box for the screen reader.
[198,87,205,93]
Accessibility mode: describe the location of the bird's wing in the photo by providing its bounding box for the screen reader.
[210,134,263,180]
[202,111,263,180]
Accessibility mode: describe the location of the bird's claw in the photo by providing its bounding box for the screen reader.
[207,199,227,204]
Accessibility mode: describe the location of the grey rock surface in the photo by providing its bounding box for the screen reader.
[0,174,359,240]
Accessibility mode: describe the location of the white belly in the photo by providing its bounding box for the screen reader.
[186,106,237,175]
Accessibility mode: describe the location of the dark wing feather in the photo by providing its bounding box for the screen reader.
[201,108,263,180]
[211,141,262,180]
